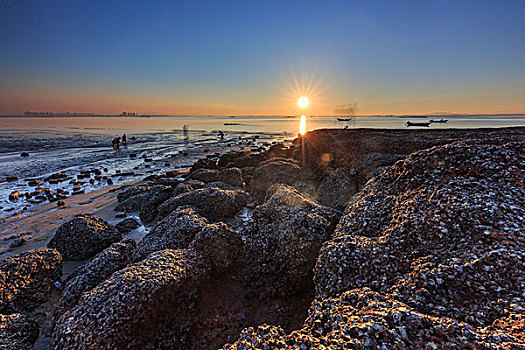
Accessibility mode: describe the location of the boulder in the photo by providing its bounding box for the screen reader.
[114,217,141,234]
[243,184,340,296]
[137,208,210,259]
[158,187,249,222]
[189,157,218,173]
[115,185,173,223]
[316,167,358,210]
[250,158,314,203]
[20,152,29,157]
[57,239,137,312]
[186,168,219,183]
[48,214,121,260]
[0,248,62,314]
[0,313,39,350]
[217,167,244,187]
[224,288,524,349]
[218,150,266,169]
[50,249,209,350]
[314,141,525,331]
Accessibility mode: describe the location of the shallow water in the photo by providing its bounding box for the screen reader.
[1,114,524,135]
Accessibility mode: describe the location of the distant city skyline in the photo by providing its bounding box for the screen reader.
[1,0,524,116]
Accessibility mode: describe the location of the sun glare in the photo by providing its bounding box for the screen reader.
[298,97,309,109]
[299,115,306,135]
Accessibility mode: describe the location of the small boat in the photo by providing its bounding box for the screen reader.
[430,119,448,123]
[406,121,430,127]
[337,118,352,121]
[224,122,241,126]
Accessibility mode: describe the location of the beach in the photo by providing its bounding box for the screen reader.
[1,126,523,349]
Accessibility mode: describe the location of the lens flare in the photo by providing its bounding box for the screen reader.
[299,115,306,135]
[298,97,309,108]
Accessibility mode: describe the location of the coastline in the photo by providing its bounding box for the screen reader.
[1,126,524,349]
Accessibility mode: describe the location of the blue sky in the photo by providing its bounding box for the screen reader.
[1,0,524,115]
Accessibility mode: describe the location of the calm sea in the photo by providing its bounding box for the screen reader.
[1,115,524,135]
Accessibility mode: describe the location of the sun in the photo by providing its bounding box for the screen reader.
[298,97,309,109]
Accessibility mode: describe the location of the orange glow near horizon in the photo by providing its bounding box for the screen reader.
[299,115,306,135]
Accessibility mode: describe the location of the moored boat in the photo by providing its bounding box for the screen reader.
[406,121,431,127]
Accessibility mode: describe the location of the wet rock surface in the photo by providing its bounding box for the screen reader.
[113,217,141,234]
[115,184,174,223]
[0,248,62,314]
[47,214,121,260]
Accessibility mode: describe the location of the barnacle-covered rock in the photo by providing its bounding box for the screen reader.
[315,141,525,332]
[316,167,358,210]
[224,288,524,349]
[0,313,39,350]
[50,249,209,350]
[243,184,340,296]
[48,214,121,260]
[115,184,173,223]
[57,238,137,312]
[250,158,315,203]
[137,207,211,259]
[0,248,62,314]
[157,186,249,221]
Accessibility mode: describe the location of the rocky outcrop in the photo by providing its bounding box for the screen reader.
[57,239,137,312]
[316,167,358,210]
[0,313,39,350]
[115,184,173,223]
[186,169,220,183]
[50,249,209,350]
[48,214,121,261]
[243,184,340,296]
[224,288,524,349]
[314,141,525,332]
[0,248,62,314]
[137,208,210,259]
[250,158,315,203]
[218,150,266,169]
[114,217,141,234]
[158,187,249,221]
[217,167,244,188]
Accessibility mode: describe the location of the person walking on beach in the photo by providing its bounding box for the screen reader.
[112,136,121,149]
[122,134,127,145]
[218,130,224,140]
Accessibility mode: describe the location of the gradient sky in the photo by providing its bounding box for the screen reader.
[1,0,524,115]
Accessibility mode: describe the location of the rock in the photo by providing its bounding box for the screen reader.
[47,214,121,260]
[243,184,340,296]
[20,152,29,157]
[9,191,20,201]
[224,288,524,349]
[57,239,137,312]
[158,186,249,222]
[316,167,358,210]
[27,180,39,186]
[56,200,65,207]
[113,218,140,234]
[0,313,39,350]
[106,178,113,185]
[5,176,18,182]
[115,185,173,223]
[218,150,267,169]
[8,237,26,249]
[217,167,244,187]
[189,157,218,173]
[314,141,525,332]
[0,248,62,314]
[137,208,210,259]
[186,168,219,183]
[250,158,314,203]
[50,249,209,349]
